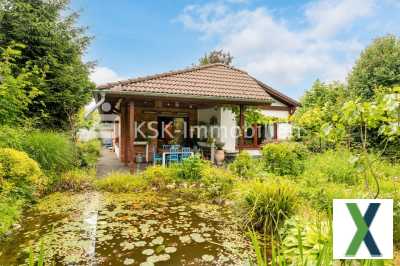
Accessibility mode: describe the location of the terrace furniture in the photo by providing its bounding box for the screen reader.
[162,150,194,166]
[167,147,180,165]
[181,147,192,160]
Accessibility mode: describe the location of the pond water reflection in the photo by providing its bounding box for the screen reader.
[0,192,250,265]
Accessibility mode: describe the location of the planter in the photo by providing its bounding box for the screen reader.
[136,154,144,164]
[214,149,225,165]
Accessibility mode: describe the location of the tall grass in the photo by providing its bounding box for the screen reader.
[302,149,359,185]
[0,126,76,175]
[236,180,297,236]
[28,241,47,266]
[248,229,387,266]
[22,131,75,174]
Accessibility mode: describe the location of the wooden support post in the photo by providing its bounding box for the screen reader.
[253,124,258,147]
[273,123,278,141]
[239,104,245,150]
[120,103,127,163]
[128,101,135,172]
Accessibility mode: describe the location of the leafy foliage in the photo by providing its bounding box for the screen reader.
[76,139,101,168]
[138,165,177,190]
[95,172,147,193]
[348,35,400,100]
[22,131,75,175]
[302,149,359,185]
[262,142,308,176]
[199,49,233,65]
[0,0,94,129]
[176,155,209,180]
[53,169,95,192]
[237,179,297,235]
[0,197,24,236]
[280,216,330,265]
[0,44,42,125]
[0,148,47,199]
[200,166,236,200]
[0,127,76,175]
[291,80,348,151]
[229,151,262,179]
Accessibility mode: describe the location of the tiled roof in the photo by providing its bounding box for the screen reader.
[97,63,298,105]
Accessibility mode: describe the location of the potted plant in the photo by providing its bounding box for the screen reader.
[136,153,145,164]
[214,141,225,165]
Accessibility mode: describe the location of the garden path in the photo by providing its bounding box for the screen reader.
[96,149,130,178]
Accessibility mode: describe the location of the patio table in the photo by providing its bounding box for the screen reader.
[162,151,194,166]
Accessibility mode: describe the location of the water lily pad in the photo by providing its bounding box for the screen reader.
[151,236,164,245]
[202,254,214,262]
[142,249,154,256]
[165,247,177,254]
[179,235,191,244]
[123,258,135,265]
[134,241,146,247]
[190,233,205,243]
[147,254,170,263]
[120,241,135,251]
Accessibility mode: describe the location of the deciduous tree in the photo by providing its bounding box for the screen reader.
[348,35,400,100]
[0,0,94,129]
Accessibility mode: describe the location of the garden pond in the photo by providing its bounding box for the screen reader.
[0,192,250,265]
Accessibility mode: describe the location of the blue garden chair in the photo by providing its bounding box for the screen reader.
[181,147,191,160]
[167,147,180,165]
[152,145,162,165]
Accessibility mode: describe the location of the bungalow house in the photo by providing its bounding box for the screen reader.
[94,63,299,168]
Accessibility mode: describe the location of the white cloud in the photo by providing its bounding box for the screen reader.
[177,0,386,97]
[90,66,125,85]
[304,0,375,38]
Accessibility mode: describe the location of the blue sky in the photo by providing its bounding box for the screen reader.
[71,0,400,99]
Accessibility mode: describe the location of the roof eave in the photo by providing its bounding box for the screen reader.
[256,80,300,107]
[93,89,272,105]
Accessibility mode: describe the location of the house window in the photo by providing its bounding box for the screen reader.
[258,123,278,145]
[239,123,278,148]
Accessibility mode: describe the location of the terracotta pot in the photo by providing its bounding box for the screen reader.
[214,149,225,165]
[136,154,144,164]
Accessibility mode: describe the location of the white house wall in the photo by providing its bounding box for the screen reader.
[260,109,292,140]
[197,107,237,153]
[220,108,237,153]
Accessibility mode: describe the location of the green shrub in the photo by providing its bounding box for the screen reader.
[200,166,237,200]
[95,172,148,192]
[262,142,308,176]
[0,127,76,175]
[0,197,24,236]
[53,169,95,192]
[303,149,359,185]
[299,182,365,213]
[229,151,262,178]
[0,126,25,150]
[22,131,75,174]
[394,198,400,247]
[176,155,208,180]
[0,148,47,199]
[76,139,102,167]
[280,216,331,264]
[236,179,297,235]
[138,165,177,190]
